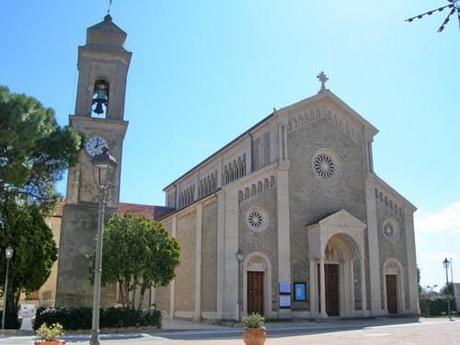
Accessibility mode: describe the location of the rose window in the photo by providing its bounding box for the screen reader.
[313,153,336,179]
[382,219,399,241]
[245,206,269,232]
[383,223,395,237]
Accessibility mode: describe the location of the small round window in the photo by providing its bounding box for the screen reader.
[245,206,269,232]
[312,150,337,180]
[382,219,399,241]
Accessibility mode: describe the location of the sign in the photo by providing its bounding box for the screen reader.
[279,282,291,294]
[18,304,36,319]
[294,282,307,302]
[279,295,291,308]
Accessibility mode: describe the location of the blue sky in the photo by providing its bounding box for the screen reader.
[1,1,459,289]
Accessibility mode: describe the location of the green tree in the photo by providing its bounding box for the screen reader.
[0,86,83,211]
[0,199,57,327]
[100,213,180,309]
[0,86,83,327]
[440,282,454,296]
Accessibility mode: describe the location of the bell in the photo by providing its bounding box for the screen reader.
[92,85,108,115]
[93,101,105,115]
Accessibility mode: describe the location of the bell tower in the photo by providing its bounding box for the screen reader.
[56,15,131,306]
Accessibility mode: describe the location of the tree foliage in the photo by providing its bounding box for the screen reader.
[0,85,83,210]
[100,213,180,308]
[0,198,57,327]
[0,86,83,327]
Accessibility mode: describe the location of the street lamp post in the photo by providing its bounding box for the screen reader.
[442,258,453,321]
[1,245,14,329]
[235,249,244,321]
[89,148,118,345]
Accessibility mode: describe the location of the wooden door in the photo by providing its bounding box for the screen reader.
[247,272,264,315]
[318,264,340,316]
[386,274,398,314]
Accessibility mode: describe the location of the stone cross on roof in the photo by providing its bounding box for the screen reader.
[317,71,329,93]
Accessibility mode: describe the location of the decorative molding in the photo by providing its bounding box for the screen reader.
[287,105,361,145]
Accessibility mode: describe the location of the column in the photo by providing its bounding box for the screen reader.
[319,256,327,318]
[350,260,355,314]
[169,217,177,320]
[309,259,317,316]
[360,256,367,315]
[194,204,202,320]
[404,208,420,314]
[277,164,291,318]
[365,179,382,315]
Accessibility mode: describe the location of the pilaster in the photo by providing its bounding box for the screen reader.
[365,177,382,315]
[194,204,202,320]
[277,160,291,317]
[169,216,177,319]
[221,187,239,319]
[404,208,420,314]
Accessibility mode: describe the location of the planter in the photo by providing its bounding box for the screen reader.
[34,341,66,345]
[242,327,267,345]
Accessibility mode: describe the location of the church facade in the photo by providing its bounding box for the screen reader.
[56,16,419,320]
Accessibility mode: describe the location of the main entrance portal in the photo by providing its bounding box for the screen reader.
[318,264,340,316]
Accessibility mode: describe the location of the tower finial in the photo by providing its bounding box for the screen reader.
[107,0,112,15]
[316,71,329,93]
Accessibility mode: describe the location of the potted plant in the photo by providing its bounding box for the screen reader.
[34,322,65,345]
[241,313,266,345]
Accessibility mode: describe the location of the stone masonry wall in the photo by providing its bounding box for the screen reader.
[287,114,368,311]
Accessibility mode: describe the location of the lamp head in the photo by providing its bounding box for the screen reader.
[92,147,118,189]
[443,257,450,269]
[5,245,13,260]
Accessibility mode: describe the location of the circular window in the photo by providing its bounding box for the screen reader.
[313,152,336,179]
[382,219,399,241]
[245,206,269,232]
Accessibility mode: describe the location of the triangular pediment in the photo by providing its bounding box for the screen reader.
[282,90,378,142]
[318,209,366,230]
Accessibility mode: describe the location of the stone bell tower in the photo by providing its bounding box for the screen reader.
[55,15,131,306]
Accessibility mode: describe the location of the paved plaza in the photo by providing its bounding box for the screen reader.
[0,318,458,345]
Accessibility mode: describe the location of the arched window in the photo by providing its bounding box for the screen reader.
[270,175,275,187]
[244,187,250,199]
[239,191,244,202]
[264,178,269,191]
[258,181,263,193]
[92,79,109,118]
[251,184,256,196]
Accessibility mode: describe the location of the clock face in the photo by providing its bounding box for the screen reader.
[85,136,108,157]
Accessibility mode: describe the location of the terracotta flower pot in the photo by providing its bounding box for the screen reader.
[242,327,267,345]
[34,340,66,345]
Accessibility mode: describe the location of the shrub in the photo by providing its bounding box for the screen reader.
[420,296,457,317]
[241,313,265,328]
[36,323,64,341]
[34,307,161,330]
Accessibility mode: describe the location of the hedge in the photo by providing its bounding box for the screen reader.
[33,307,161,330]
[420,296,457,317]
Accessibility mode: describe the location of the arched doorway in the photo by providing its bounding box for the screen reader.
[242,252,273,317]
[383,258,405,314]
[318,234,361,316]
[307,209,367,318]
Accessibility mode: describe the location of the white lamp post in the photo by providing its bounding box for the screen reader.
[235,249,244,321]
[1,245,14,329]
[89,148,117,345]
